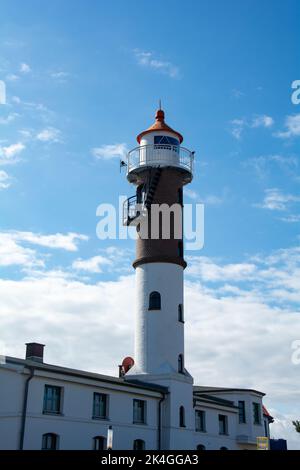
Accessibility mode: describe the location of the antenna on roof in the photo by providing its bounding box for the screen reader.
[159,99,162,110]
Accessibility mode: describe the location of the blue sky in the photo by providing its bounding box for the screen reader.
[0,0,300,447]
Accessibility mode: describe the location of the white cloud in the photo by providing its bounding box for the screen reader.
[50,71,69,83]
[10,231,88,251]
[0,245,300,447]
[184,188,198,200]
[0,142,25,164]
[0,113,20,125]
[184,189,224,205]
[0,231,88,269]
[11,96,21,104]
[231,115,274,139]
[255,188,300,211]
[5,74,19,82]
[187,256,257,282]
[72,255,112,273]
[251,115,274,128]
[204,195,223,206]
[0,170,11,189]
[230,118,245,140]
[91,143,128,160]
[276,114,300,139]
[0,233,44,268]
[36,127,61,143]
[134,49,180,79]
[19,63,31,74]
[269,410,300,450]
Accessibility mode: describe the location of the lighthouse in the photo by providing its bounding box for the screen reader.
[124,107,195,449]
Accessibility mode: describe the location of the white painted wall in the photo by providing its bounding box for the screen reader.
[139,130,181,168]
[202,390,267,448]
[128,263,184,376]
[0,364,162,450]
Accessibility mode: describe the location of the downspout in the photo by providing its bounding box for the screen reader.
[157,393,166,450]
[19,366,34,450]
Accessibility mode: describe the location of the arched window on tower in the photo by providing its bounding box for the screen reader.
[149,291,161,310]
[178,304,184,323]
[179,406,185,427]
[178,354,184,373]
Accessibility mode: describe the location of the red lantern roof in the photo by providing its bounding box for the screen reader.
[137,108,183,144]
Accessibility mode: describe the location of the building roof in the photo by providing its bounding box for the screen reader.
[137,108,183,144]
[263,404,274,422]
[3,356,168,395]
[193,385,265,397]
[194,393,237,409]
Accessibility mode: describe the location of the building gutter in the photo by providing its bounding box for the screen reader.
[157,393,166,450]
[19,366,34,450]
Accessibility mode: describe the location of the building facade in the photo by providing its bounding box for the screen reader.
[0,109,274,450]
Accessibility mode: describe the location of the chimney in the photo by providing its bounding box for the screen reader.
[25,343,45,363]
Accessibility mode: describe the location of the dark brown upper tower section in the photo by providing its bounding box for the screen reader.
[124,108,194,269]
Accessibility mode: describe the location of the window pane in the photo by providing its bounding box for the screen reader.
[93,393,108,418]
[94,436,105,450]
[43,386,61,414]
[196,410,206,432]
[154,136,179,146]
[42,433,57,450]
[219,415,227,435]
[133,399,146,424]
[253,403,261,424]
[238,401,246,423]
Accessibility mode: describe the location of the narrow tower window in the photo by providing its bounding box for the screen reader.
[178,188,183,206]
[178,240,183,258]
[149,291,161,310]
[179,406,185,427]
[178,354,184,373]
[178,304,184,323]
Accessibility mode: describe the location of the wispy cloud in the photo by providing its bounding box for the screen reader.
[0,113,20,125]
[0,142,25,165]
[50,71,69,83]
[91,143,128,160]
[245,155,298,179]
[185,188,224,205]
[19,62,31,74]
[230,115,274,139]
[36,127,62,143]
[276,114,300,139]
[230,118,246,140]
[0,170,11,189]
[251,115,274,128]
[134,49,180,79]
[5,74,19,82]
[255,188,300,211]
[231,89,245,99]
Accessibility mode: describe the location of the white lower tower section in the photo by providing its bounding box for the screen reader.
[127,262,194,450]
[134,262,184,375]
